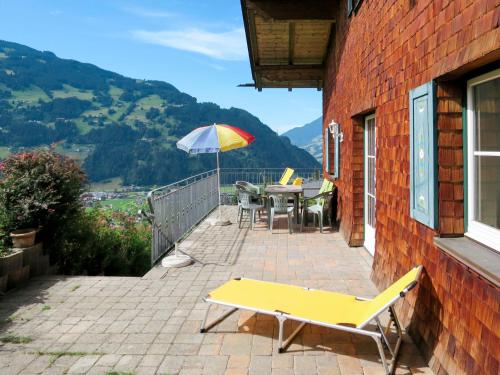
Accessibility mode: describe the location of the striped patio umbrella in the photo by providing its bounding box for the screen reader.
[177,123,255,224]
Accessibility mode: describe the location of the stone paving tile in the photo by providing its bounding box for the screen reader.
[0,207,432,374]
[67,355,100,374]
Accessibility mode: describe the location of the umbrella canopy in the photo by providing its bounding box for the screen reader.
[177,124,255,154]
[176,123,255,226]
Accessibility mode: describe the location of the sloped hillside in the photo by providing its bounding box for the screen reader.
[282,117,322,162]
[0,40,319,186]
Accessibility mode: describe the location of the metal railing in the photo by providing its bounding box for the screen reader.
[147,170,219,264]
[219,168,321,188]
[147,167,321,264]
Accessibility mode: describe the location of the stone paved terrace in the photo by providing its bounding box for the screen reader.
[0,207,432,375]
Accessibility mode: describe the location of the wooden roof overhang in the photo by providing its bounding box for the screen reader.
[240,0,335,90]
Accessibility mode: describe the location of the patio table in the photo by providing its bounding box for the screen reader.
[264,185,303,225]
[302,180,323,198]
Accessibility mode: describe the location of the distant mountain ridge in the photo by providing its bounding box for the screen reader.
[282,117,322,162]
[0,40,320,186]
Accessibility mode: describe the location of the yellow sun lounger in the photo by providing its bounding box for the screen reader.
[278,167,294,185]
[201,265,422,375]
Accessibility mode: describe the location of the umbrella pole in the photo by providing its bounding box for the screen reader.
[210,151,230,226]
[217,151,222,219]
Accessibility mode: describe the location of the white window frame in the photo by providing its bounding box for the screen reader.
[466,68,500,252]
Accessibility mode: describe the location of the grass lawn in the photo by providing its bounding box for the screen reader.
[89,177,124,192]
[137,95,164,108]
[103,195,146,214]
[54,144,92,163]
[128,95,165,122]
[108,85,124,99]
[51,84,94,100]
[0,147,11,159]
[11,85,50,103]
[74,119,93,134]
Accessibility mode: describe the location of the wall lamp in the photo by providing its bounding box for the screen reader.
[328,120,344,142]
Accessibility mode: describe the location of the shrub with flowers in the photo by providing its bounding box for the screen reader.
[0,208,9,257]
[0,150,86,234]
[0,150,151,275]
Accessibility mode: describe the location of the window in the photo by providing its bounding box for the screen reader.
[409,81,437,229]
[466,69,500,251]
[348,0,362,16]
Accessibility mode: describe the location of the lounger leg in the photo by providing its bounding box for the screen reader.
[283,322,306,351]
[276,317,306,353]
[375,317,393,356]
[372,335,390,375]
[200,304,212,333]
[371,308,404,375]
[251,210,255,230]
[277,316,286,353]
[387,306,403,374]
[200,306,238,333]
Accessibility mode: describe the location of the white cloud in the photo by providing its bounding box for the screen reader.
[123,6,175,18]
[131,27,247,61]
[209,63,226,71]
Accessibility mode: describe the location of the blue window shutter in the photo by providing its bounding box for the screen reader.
[324,127,330,174]
[409,81,437,228]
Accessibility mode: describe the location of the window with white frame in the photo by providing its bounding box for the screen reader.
[466,68,500,251]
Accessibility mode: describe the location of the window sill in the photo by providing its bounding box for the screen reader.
[434,236,500,287]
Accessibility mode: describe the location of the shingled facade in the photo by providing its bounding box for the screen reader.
[322,0,499,374]
[241,0,499,374]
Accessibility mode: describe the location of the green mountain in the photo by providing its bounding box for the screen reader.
[0,40,319,186]
[282,117,322,162]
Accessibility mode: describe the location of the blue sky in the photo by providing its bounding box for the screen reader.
[0,0,321,133]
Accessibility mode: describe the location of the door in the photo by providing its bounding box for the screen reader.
[364,115,376,255]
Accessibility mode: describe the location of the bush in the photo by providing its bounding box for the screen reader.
[0,150,151,276]
[0,150,86,233]
[55,208,151,276]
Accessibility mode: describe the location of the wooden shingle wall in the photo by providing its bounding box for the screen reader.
[437,82,465,236]
[322,0,499,373]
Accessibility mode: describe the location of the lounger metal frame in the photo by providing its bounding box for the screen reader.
[200,276,420,375]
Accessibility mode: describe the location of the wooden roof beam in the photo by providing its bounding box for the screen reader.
[245,0,335,21]
[288,22,295,65]
[255,64,324,82]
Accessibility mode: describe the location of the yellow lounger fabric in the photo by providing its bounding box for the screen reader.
[208,266,421,328]
[279,168,294,185]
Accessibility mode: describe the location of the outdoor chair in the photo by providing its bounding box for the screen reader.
[236,188,265,230]
[235,182,265,219]
[301,188,334,233]
[278,167,294,185]
[235,180,261,195]
[268,193,294,233]
[201,265,423,375]
[318,178,334,193]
